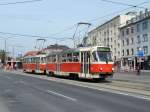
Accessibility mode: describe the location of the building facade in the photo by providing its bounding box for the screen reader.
[86,13,135,64]
[120,9,150,70]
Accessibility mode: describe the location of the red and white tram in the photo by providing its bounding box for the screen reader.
[23,54,46,74]
[46,46,114,79]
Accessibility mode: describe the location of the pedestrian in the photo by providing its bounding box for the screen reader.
[136,64,140,75]
[14,63,17,70]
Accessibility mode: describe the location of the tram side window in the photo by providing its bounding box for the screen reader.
[30,58,32,63]
[28,58,31,63]
[27,58,29,63]
[31,58,33,63]
[49,56,52,63]
[44,57,46,63]
[26,59,28,63]
[33,58,36,63]
[35,58,37,63]
[41,57,45,63]
[67,53,72,62]
[47,56,51,63]
[92,51,98,62]
[25,59,27,63]
[22,59,24,63]
[36,57,40,63]
[73,52,79,62]
[52,55,56,63]
[62,54,66,62]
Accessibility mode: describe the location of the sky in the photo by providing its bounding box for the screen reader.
[0,0,150,57]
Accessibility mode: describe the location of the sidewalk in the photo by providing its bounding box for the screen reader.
[114,69,150,75]
[113,71,150,84]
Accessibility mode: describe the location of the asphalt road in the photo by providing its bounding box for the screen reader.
[0,71,150,112]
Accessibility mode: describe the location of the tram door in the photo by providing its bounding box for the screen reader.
[36,57,40,71]
[81,51,90,76]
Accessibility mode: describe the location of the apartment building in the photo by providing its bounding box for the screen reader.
[120,9,150,70]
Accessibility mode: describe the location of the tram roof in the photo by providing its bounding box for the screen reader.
[47,51,62,56]
[62,46,109,53]
[46,46,111,56]
[23,54,46,58]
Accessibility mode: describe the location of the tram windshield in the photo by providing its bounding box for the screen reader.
[97,51,112,62]
[92,51,112,62]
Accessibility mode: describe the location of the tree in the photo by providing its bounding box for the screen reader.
[0,50,6,63]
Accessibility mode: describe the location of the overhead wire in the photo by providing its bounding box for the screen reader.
[0,0,43,6]
[0,31,71,40]
[100,0,149,9]
[0,0,150,41]
[88,0,150,23]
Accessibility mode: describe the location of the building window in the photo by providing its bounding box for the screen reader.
[126,38,129,45]
[137,23,140,32]
[143,46,148,54]
[137,35,141,43]
[114,40,116,44]
[111,30,112,34]
[131,27,134,33]
[122,30,124,36]
[131,48,134,55]
[118,51,120,56]
[122,50,124,56]
[142,21,148,30]
[126,28,129,35]
[126,49,129,55]
[143,34,148,42]
[107,38,109,42]
[122,40,124,46]
[131,38,134,44]
[104,32,106,36]
[114,48,116,53]
[114,56,116,60]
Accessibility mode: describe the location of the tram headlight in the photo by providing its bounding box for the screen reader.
[112,67,114,71]
[100,68,103,71]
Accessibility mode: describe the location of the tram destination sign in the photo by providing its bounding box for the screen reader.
[97,47,110,52]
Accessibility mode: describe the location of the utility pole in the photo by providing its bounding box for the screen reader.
[12,46,15,59]
[4,39,7,64]
[0,36,8,64]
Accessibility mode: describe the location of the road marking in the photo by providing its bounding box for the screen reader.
[18,79,77,102]
[47,90,77,102]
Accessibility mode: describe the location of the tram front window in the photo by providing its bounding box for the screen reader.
[97,51,112,62]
